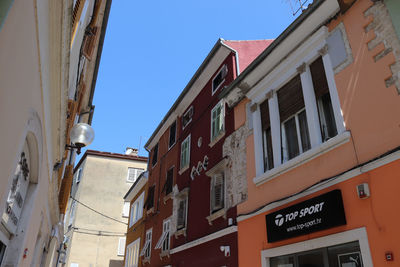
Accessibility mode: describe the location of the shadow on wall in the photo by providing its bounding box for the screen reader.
[109,259,123,267]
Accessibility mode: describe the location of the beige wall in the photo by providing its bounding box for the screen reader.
[65,155,147,267]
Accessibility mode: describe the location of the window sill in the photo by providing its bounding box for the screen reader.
[208,131,225,148]
[146,207,155,215]
[159,250,170,259]
[253,131,351,186]
[163,193,172,204]
[174,228,186,238]
[178,165,189,175]
[206,208,226,225]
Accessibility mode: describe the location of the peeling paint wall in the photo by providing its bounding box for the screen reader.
[223,124,252,209]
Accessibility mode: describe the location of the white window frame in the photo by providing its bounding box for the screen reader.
[117,237,126,256]
[155,218,171,252]
[127,167,144,183]
[140,228,152,259]
[129,192,145,228]
[180,135,191,171]
[176,196,188,230]
[182,106,194,129]
[260,228,373,267]
[248,27,348,186]
[281,108,310,163]
[210,173,225,213]
[70,263,79,267]
[212,64,228,95]
[210,100,225,142]
[122,201,130,218]
[125,238,140,267]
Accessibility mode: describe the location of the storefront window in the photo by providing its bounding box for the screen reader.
[270,241,362,267]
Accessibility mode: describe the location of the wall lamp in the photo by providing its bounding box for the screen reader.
[66,123,95,155]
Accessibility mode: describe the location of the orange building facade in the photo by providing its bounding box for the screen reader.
[221,0,400,266]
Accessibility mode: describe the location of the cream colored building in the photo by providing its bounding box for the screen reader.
[64,149,148,267]
[0,0,110,266]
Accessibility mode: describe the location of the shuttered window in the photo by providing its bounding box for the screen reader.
[127,168,144,183]
[260,100,274,171]
[151,144,158,167]
[180,135,191,170]
[163,168,173,195]
[211,173,224,213]
[117,237,126,256]
[211,101,225,141]
[177,198,187,230]
[310,57,338,141]
[278,75,305,122]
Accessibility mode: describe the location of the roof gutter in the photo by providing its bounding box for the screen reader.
[219,0,325,101]
[87,0,112,125]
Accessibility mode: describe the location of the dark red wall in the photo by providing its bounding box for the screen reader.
[172,232,238,267]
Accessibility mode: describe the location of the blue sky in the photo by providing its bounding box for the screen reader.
[86,0,301,157]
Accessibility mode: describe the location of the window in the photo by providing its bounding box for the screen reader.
[140,229,152,259]
[75,168,82,183]
[125,238,140,267]
[278,75,310,162]
[122,201,130,218]
[168,121,177,149]
[212,64,228,94]
[0,241,6,266]
[129,192,144,227]
[260,100,274,171]
[117,237,126,256]
[182,106,194,129]
[180,135,191,170]
[155,219,170,252]
[211,101,225,142]
[151,144,158,167]
[310,57,337,141]
[177,197,188,230]
[127,168,144,183]
[163,168,174,195]
[145,186,155,210]
[211,173,224,213]
[0,0,14,30]
[70,263,79,267]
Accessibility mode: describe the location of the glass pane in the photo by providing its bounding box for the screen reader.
[298,250,324,267]
[263,128,274,171]
[284,117,299,159]
[298,110,311,152]
[328,241,362,267]
[270,255,295,267]
[319,93,337,141]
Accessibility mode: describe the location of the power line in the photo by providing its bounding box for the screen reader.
[70,196,128,225]
[71,226,126,237]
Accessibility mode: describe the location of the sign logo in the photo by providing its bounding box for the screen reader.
[275,214,284,226]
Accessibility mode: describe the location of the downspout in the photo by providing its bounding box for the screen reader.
[220,39,241,77]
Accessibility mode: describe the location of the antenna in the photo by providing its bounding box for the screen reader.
[138,136,142,155]
[285,0,311,16]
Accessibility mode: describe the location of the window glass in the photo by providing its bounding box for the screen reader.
[212,65,228,94]
[165,168,173,195]
[298,110,311,152]
[169,121,177,148]
[211,101,225,141]
[270,255,294,267]
[180,135,191,170]
[211,173,224,213]
[177,198,187,230]
[0,241,6,265]
[297,250,324,267]
[260,100,274,171]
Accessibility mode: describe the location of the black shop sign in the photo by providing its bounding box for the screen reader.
[266,190,346,243]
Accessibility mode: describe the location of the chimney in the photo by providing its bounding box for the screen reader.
[125,147,138,156]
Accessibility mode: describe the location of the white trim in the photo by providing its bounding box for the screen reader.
[170,225,237,254]
[239,148,400,222]
[117,237,126,256]
[210,100,225,143]
[260,227,373,267]
[253,131,351,186]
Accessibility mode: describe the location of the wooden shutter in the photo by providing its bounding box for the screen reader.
[310,57,329,99]
[260,99,270,131]
[213,173,224,211]
[169,121,177,147]
[177,199,186,229]
[59,165,74,214]
[82,27,98,60]
[165,168,173,195]
[277,75,305,122]
[145,186,155,209]
[117,237,126,256]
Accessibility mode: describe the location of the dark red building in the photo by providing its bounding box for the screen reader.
[144,39,272,267]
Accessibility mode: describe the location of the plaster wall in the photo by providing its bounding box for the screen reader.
[0,0,63,265]
[66,155,147,267]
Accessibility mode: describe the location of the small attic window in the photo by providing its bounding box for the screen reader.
[212,64,228,95]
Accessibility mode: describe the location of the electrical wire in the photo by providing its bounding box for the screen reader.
[71,226,126,237]
[70,196,128,225]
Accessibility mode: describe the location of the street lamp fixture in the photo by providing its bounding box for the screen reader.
[66,123,95,155]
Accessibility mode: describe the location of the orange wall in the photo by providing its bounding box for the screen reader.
[238,159,400,267]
